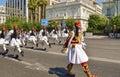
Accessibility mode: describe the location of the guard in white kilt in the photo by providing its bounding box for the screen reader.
[0,26,9,56]
[28,27,38,49]
[50,26,61,44]
[39,26,51,50]
[61,26,69,38]
[19,28,26,47]
[62,21,96,77]
[10,24,24,59]
[23,30,29,46]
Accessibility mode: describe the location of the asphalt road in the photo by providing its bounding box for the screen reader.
[0,37,120,77]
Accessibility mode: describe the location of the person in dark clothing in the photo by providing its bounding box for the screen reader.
[9,24,24,59]
[28,27,38,49]
[50,26,61,44]
[0,26,9,56]
[39,26,51,50]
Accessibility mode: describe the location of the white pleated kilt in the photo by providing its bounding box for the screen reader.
[67,44,88,64]
[62,33,68,37]
[0,38,5,44]
[52,34,58,39]
[10,38,21,46]
[29,36,37,41]
[39,36,48,41]
[4,40,9,44]
[25,35,29,40]
[0,38,10,44]
[16,39,22,45]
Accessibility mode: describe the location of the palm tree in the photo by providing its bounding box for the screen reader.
[36,0,42,22]
[42,0,48,19]
[28,0,48,22]
[37,0,48,21]
[28,0,38,22]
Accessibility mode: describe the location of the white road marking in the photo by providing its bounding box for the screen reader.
[4,56,49,71]
[90,57,120,64]
[1,45,120,65]
[25,62,48,71]
[21,47,120,64]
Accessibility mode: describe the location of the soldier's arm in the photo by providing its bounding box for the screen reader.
[62,31,73,53]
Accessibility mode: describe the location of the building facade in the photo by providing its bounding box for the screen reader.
[46,0,102,31]
[103,0,120,17]
[47,0,60,5]
[6,0,29,22]
[0,6,6,24]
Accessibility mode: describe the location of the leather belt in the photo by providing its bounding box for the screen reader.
[72,44,75,48]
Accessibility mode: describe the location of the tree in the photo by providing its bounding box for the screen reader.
[5,17,25,30]
[37,0,48,20]
[48,20,60,27]
[111,14,120,32]
[64,18,75,31]
[28,0,38,22]
[28,0,48,22]
[88,14,109,33]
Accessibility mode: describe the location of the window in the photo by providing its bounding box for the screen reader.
[64,13,66,16]
[52,2,54,5]
[107,8,111,16]
[83,9,85,13]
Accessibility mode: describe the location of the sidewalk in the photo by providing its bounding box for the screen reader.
[85,35,108,39]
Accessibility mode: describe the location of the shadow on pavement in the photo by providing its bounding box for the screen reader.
[34,48,47,51]
[25,46,34,49]
[0,52,3,55]
[25,46,47,51]
[48,67,75,77]
[7,54,22,61]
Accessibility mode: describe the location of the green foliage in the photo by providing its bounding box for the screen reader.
[47,20,60,31]
[18,22,42,31]
[4,17,25,30]
[28,0,38,12]
[4,17,42,31]
[28,0,48,21]
[22,22,32,31]
[37,0,48,6]
[88,14,109,33]
[48,20,60,27]
[87,27,94,32]
[32,22,42,31]
[111,14,120,32]
[64,18,75,31]
[47,18,75,31]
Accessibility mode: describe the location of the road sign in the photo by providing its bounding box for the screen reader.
[62,22,66,28]
[41,19,48,26]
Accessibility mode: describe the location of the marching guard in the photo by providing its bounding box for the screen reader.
[9,24,24,59]
[61,26,69,38]
[28,27,38,49]
[0,26,9,56]
[39,26,51,50]
[62,21,96,77]
[19,28,26,47]
[50,26,61,44]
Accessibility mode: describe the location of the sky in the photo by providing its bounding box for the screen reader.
[0,0,103,6]
[97,0,103,4]
[0,0,6,6]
